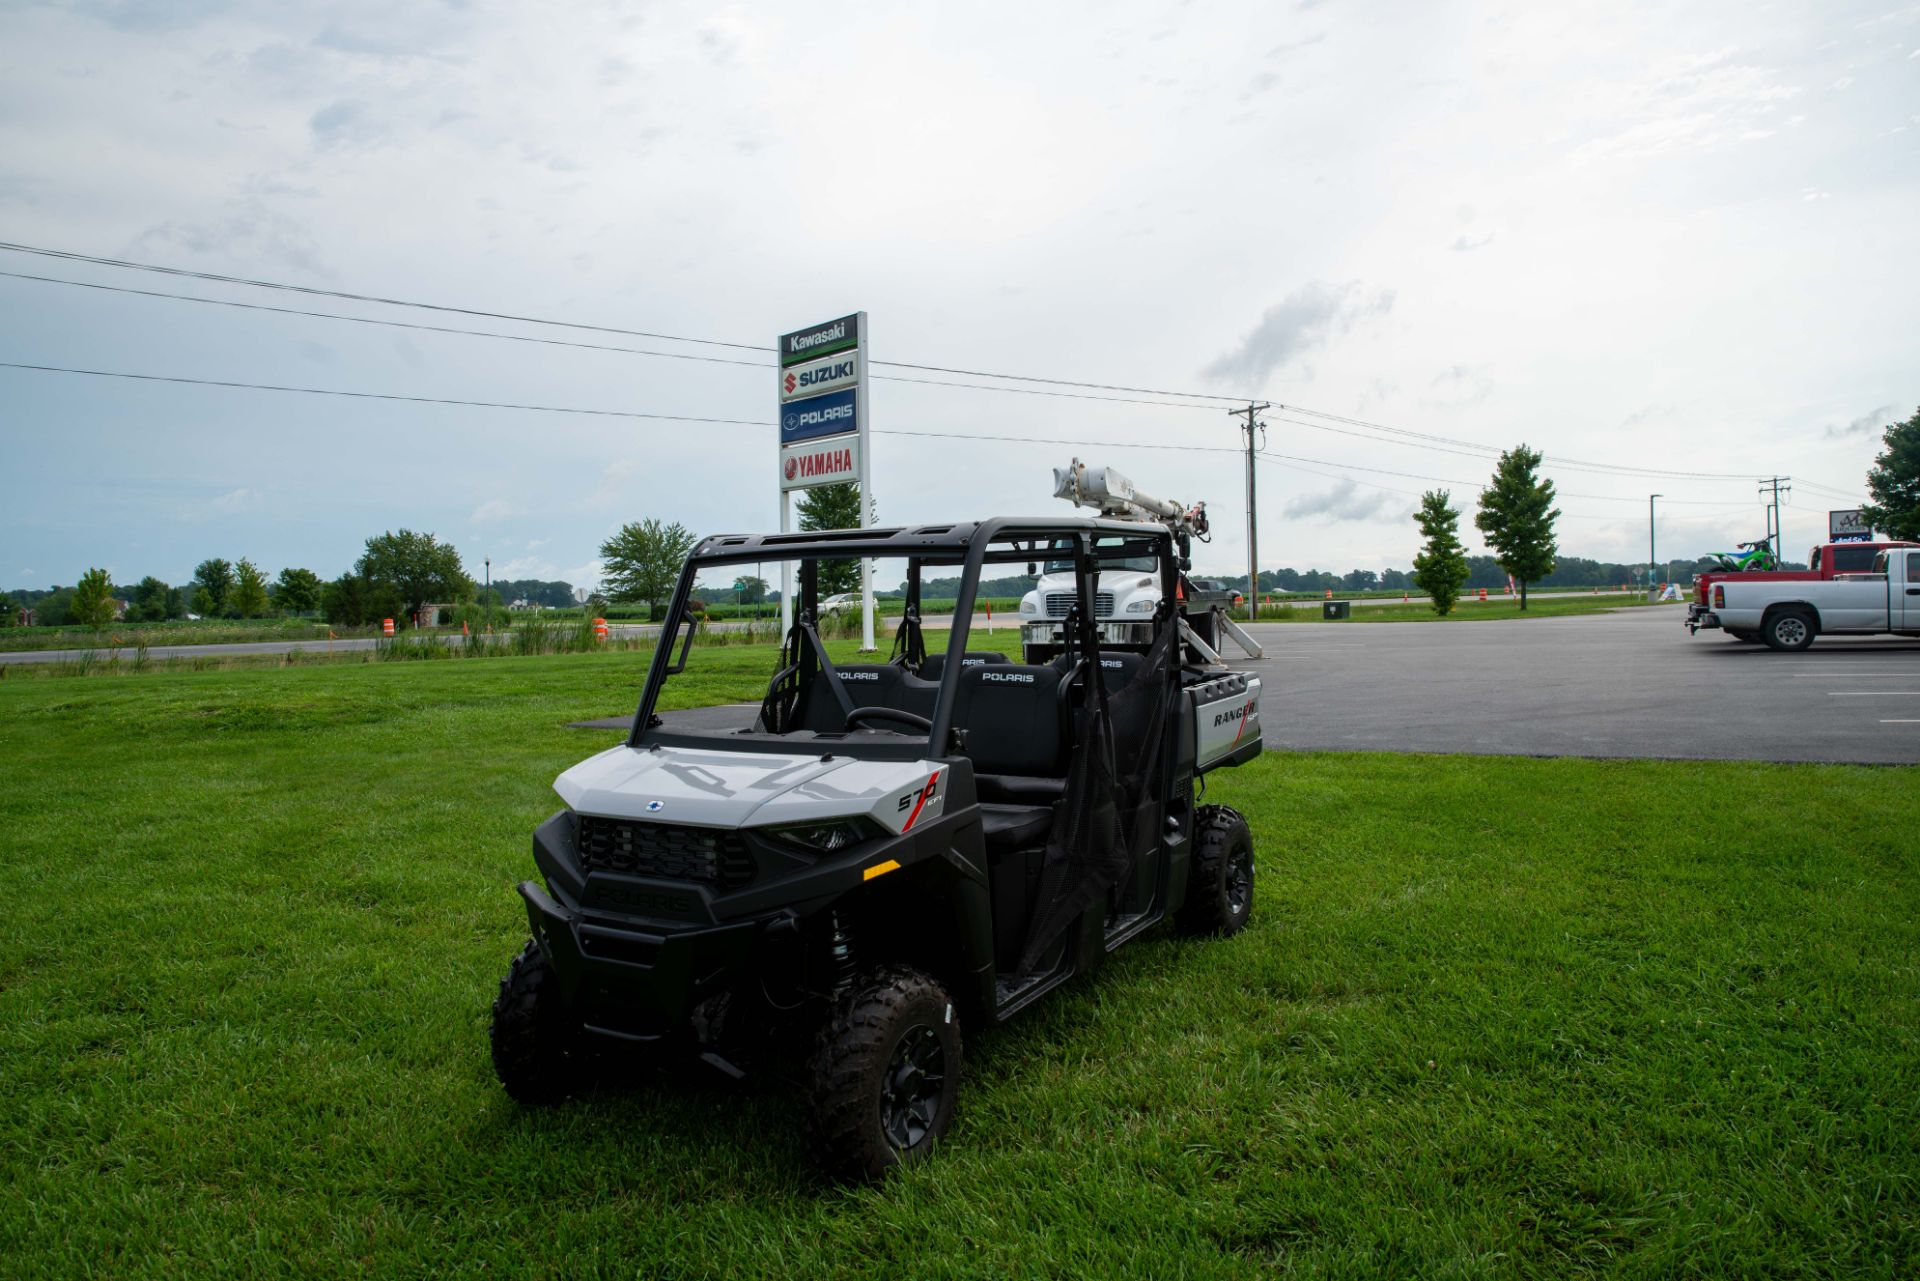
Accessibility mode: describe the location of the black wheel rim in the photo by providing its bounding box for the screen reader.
[1225,842,1254,915]
[880,1024,946,1151]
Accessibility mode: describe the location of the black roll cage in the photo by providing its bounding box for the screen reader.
[625,516,1180,758]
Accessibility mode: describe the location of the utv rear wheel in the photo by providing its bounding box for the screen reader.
[1177,805,1254,937]
[490,939,589,1105]
[807,967,962,1182]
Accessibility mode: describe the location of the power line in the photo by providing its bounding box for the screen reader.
[0,238,1803,484]
[0,361,771,427]
[0,267,1226,412]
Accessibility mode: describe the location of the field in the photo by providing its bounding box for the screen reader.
[2,650,1915,1278]
[1248,595,1661,624]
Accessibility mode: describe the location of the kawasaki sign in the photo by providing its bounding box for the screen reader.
[779,314,860,367]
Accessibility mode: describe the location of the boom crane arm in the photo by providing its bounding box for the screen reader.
[1052,459,1209,555]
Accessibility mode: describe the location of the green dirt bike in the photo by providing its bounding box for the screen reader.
[1705,540,1779,573]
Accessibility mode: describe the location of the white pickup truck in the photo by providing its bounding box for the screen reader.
[1700,546,1920,650]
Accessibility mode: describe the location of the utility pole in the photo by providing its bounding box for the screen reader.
[484,556,491,632]
[1227,402,1271,620]
[1758,477,1791,562]
[1649,495,1661,596]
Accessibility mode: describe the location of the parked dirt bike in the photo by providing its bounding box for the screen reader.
[1705,541,1779,573]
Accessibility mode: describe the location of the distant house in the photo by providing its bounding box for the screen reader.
[111,599,131,621]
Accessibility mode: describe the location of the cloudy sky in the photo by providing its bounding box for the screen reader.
[2,0,1915,592]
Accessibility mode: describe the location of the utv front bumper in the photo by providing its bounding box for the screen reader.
[518,879,764,1041]
[520,811,778,1042]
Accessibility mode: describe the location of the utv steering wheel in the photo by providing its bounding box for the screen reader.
[843,706,933,732]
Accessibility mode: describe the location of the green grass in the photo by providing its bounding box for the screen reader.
[1,653,1915,1278]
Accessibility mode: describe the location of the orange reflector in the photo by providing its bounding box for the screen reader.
[863,859,902,882]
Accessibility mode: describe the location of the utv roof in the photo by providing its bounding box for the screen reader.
[691,516,1165,562]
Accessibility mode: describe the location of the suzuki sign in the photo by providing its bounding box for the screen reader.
[781,435,860,491]
[781,350,860,403]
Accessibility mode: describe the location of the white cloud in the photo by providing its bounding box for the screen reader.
[470,499,519,524]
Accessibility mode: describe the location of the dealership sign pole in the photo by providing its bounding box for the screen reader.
[776,312,874,650]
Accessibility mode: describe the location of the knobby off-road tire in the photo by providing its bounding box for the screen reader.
[1762,610,1816,652]
[1177,804,1255,937]
[806,966,963,1182]
[490,939,590,1105]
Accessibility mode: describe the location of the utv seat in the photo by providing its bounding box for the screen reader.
[979,803,1052,853]
[918,650,1010,681]
[796,664,939,734]
[951,660,1072,812]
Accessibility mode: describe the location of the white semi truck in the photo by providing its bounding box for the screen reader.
[1018,460,1264,665]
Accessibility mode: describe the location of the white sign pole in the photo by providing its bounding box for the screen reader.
[778,488,791,637]
[856,310,875,652]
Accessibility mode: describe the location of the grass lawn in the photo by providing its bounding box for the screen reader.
[1,652,1914,1278]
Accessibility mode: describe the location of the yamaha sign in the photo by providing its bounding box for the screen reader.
[780,435,860,491]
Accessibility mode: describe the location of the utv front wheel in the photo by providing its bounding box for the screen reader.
[1177,804,1254,937]
[490,939,588,1105]
[807,967,962,1182]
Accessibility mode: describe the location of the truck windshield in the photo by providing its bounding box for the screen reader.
[1043,536,1156,575]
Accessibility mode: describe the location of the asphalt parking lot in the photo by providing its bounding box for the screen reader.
[622,606,1918,765]
[1234,605,1919,764]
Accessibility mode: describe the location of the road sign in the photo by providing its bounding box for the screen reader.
[776,311,873,650]
[781,434,860,491]
[1829,509,1872,542]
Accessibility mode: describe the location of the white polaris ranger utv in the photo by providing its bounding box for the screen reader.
[491,516,1264,1181]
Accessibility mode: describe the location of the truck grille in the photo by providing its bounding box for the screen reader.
[576,817,754,889]
[1043,591,1115,619]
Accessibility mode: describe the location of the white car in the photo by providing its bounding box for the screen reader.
[819,592,860,615]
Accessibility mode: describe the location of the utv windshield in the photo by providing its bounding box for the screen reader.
[627,528,1117,758]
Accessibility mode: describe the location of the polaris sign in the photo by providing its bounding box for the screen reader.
[780,387,859,445]
[780,351,859,404]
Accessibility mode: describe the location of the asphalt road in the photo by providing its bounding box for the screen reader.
[0,590,1609,667]
[594,606,1918,765]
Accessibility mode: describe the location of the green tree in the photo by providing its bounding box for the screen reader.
[1411,490,1471,616]
[322,575,371,627]
[599,518,696,619]
[0,593,15,627]
[1860,406,1920,542]
[273,566,323,615]
[734,575,769,605]
[192,558,234,617]
[72,566,117,631]
[130,576,172,622]
[356,530,473,620]
[231,558,270,618]
[796,482,863,596]
[1474,445,1559,610]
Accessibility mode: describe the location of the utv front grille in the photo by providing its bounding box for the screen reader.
[576,816,755,889]
[1043,591,1115,618]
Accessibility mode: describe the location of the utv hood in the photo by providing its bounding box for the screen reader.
[555,744,946,833]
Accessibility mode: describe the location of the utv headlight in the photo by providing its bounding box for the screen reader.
[766,817,883,854]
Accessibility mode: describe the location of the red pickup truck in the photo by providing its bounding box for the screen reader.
[1686,540,1919,639]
